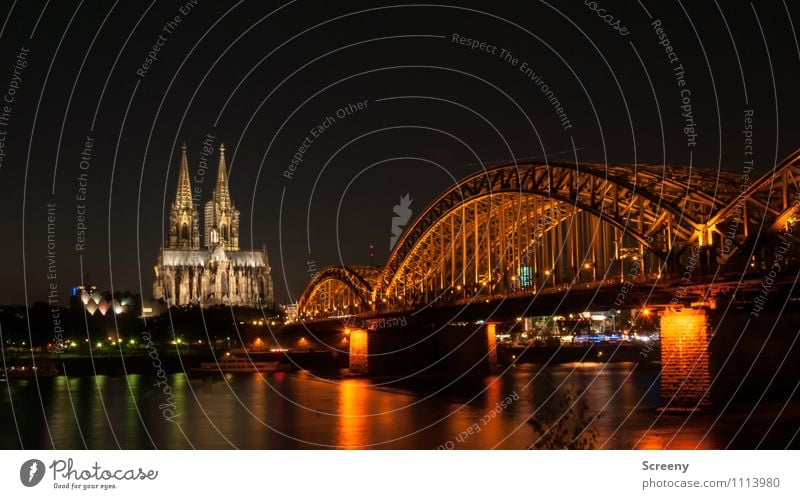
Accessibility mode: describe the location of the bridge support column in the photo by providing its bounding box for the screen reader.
[348,328,369,374]
[485,323,498,372]
[659,308,712,412]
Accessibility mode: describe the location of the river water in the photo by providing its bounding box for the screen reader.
[1,363,795,449]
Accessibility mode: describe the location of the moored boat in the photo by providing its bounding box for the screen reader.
[191,355,291,374]
[1,360,59,378]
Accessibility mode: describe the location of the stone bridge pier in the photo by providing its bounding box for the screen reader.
[659,308,713,411]
[659,306,800,412]
[347,323,497,376]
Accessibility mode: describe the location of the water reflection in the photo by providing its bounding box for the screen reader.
[0,363,794,449]
[337,379,370,449]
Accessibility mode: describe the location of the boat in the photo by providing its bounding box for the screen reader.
[1,361,59,378]
[190,355,291,374]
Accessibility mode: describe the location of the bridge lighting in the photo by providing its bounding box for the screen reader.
[642,308,651,316]
[583,262,593,269]
[544,270,551,276]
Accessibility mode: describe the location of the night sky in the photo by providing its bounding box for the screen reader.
[1,0,799,306]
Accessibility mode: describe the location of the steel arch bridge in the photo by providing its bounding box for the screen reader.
[297,150,800,319]
[298,265,382,319]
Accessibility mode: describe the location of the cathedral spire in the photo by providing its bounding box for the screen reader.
[204,143,240,250]
[168,142,200,250]
[175,142,193,210]
[214,143,232,207]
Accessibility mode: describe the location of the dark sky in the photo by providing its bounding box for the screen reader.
[1,0,799,305]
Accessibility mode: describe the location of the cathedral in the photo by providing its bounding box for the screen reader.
[153,143,274,308]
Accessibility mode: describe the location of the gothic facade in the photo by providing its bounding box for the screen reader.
[153,144,274,308]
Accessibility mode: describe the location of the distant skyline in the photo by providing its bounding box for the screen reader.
[2,1,800,306]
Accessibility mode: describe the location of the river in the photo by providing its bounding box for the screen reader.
[1,362,795,449]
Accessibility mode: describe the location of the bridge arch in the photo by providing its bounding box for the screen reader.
[371,161,743,309]
[297,266,381,319]
[708,147,800,263]
[295,156,800,315]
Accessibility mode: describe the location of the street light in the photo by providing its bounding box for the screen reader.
[583,261,597,281]
[544,269,555,287]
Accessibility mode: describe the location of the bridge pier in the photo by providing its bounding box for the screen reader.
[659,306,800,412]
[346,323,497,375]
[348,328,369,374]
[484,323,498,371]
[659,308,713,412]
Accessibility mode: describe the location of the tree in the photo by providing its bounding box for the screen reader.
[528,384,601,450]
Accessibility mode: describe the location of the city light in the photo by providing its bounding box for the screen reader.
[2,5,796,462]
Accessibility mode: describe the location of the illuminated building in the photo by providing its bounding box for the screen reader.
[153,143,274,308]
[71,285,139,316]
[282,303,298,323]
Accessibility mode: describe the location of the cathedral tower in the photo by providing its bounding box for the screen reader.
[168,143,200,249]
[204,144,240,250]
[155,142,273,309]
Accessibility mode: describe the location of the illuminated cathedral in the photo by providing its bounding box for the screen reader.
[153,143,274,308]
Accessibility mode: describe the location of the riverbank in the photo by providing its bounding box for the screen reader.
[2,342,659,378]
[500,342,661,364]
[2,349,348,377]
